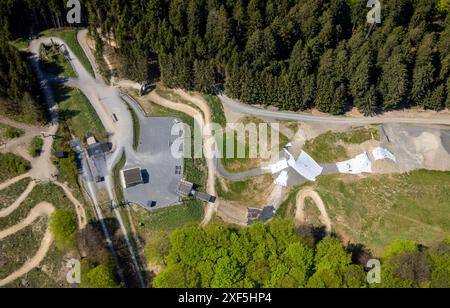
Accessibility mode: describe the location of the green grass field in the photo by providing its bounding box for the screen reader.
[221,117,290,173]
[278,170,450,255]
[55,86,107,141]
[29,136,44,157]
[40,29,95,77]
[303,126,380,163]
[130,201,204,234]
[216,174,274,208]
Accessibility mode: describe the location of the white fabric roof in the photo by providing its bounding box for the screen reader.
[269,159,289,174]
[336,153,372,174]
[372,147,396,162]
[274,171,289,187]
[287,150,323,181]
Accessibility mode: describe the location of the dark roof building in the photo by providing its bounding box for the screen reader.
[121,167,144,188]
[194,191,217,203]
[177,180,194,197]
[55,151,66,159]
[87,142,110,158]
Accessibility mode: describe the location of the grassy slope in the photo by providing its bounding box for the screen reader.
[278,170,450,255]
[56,87,107,141]
[215,174,274,208]
[221,116,290,173]
[303,127,380,163]
[40,29,95,77]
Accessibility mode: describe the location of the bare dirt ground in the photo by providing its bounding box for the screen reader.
[295,188,332,233]
[217,201,248,226]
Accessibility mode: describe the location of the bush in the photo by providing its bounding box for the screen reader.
[0,153,30,181]
[29,137,44,157]
[83,264,121,288]
[144,233,170,266]
[50,209,77,248]
[5,127,24,139]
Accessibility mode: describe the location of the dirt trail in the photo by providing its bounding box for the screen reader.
[173,90,219,225]
[0,202,54,287]
[54,181,87,229]
[0,181,36,218]
[0,116,45,132]
[0,173,31,191]
[0,202,54,240]
[295,188,332,233]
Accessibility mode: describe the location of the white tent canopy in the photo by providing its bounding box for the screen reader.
[336,153,372,174]
[286,150,323,181]
[372,147,396,162]
[269,159,289,174]
[274,171,289,187]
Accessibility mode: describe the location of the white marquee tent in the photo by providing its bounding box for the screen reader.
[336,153,372,174]
[285,150,323,181]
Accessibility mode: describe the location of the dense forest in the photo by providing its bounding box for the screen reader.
[1,0,450,116]
[0,32,45,123]
[147,219,450,288]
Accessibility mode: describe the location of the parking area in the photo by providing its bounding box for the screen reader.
[124,117,184,209]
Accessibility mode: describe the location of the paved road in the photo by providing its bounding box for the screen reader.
[30,34,145,288]
[219,95,450,125]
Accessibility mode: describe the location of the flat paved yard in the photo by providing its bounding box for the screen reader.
[124,117,183,209]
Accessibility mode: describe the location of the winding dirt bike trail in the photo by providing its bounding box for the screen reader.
[0,181,36,218]
[295,188,332,233]
[0,202,55,287]
[0,202,55,240]
[0,178,86,286]
[54,181,87,229]
[0,173,31,191]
